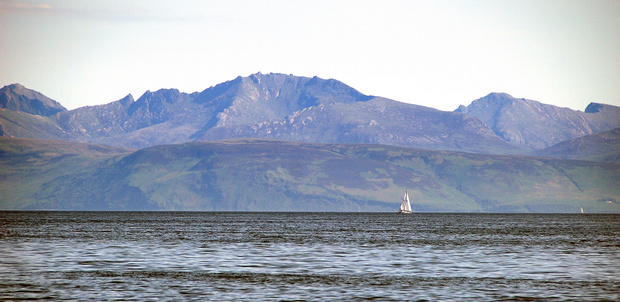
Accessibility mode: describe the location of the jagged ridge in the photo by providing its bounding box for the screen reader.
[2,75,619,157]
[0,73,520,154]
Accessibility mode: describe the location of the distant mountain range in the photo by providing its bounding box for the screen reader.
[3,73,619,159]
[1,137,618,212]
[2,73,620,212]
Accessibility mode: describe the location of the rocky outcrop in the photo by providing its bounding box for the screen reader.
[456,93,620,150]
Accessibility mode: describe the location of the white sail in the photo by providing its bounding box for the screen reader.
[398,189,412,213]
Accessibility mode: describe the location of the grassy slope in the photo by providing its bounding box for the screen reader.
[0,137,133,209]
[1,138,618,212]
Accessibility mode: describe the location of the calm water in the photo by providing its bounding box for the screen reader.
[0,212,618,301]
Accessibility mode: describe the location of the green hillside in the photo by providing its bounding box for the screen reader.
[1,137,618,212]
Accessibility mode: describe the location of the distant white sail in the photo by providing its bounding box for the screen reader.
[398,189,412,214]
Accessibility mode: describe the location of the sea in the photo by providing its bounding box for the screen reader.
[0,212,618,301]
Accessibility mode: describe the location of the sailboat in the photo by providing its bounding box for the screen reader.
[398,189,412,214]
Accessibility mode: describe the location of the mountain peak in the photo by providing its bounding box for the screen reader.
[0,83,67,116]
[584,102,606,113]
[456,92,517,114]
[6,83,25,90]
[119,94,134,106]
[456,93,620,150]
[196,73,373,128]
[484,92,515,99]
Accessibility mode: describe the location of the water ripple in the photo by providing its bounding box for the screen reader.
[1,212,618,301]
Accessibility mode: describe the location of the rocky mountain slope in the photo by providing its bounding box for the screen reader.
[1,137,618,212]
[536,127,620,163]
[0,84,66,116]
[194,96,518,154]
[455,93,620,150]
[0,108,69,138]
[1,74,619,156]
[0,73,521,154]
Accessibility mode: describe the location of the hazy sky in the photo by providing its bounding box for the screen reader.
[1,0,619,111]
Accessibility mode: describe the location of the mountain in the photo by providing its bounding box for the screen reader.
[455,93,620,150]
[1,137,618,212]
[536,128,620,163]
[1,74,521,154]
[2,75,619,157]
[194,96,521,154]
[0,84,66,116]
[52,73,375,148]
[0,108,71,139]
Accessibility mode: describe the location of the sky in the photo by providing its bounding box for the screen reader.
[1,0,619,111]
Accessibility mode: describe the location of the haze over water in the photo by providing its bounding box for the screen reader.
[1,212,618,301]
